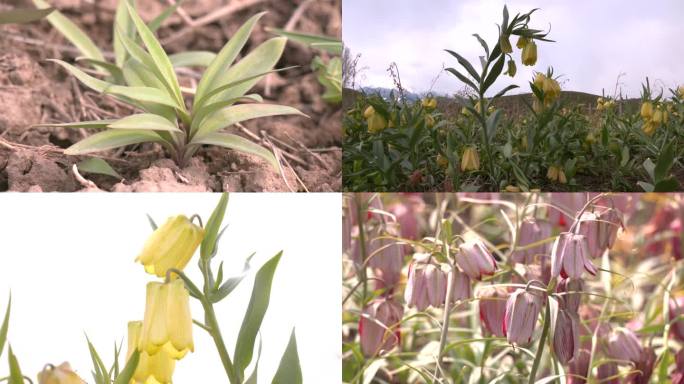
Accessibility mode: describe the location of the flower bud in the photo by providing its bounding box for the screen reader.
[521,40,537,66]
[640,102,653,120]
[359,298,404,357]
[478,286,508,337]
[500,33,512,53]
[516,36,529,49]
[449,266,472,303]
[556,277,584,313]
[456,238,497,280]
[605,327,643,364]
[512,218,552,264]
[38,362,86,384]
[368,223,404,288]
[567,349,590,384]
[669,296,684,342]
[127,321,175,384]
[553,309,580,364]
[460,146,480,172]
[503,289,543,345]
[139,280,194,359]
[136,215,205,278]
[551,232,597,279]
[506,59,517,77]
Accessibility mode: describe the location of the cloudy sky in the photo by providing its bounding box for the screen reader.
[343,0,684,98]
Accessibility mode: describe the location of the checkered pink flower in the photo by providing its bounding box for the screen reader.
[456,239,497,280]
[359,298,404,357]
[551,232,597,279]
[503,288,543,345]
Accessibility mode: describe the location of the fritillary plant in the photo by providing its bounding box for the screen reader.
[1,193,302,384]
[32,0,305,169]
[342,193,684,383]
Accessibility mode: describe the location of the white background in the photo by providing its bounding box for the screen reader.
[0,193,341,383]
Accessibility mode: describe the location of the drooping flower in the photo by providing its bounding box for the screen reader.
[567,349,591,384]
[512,218,552,264]
[404,254,446,310]
[127,321,175,384]
[37,362,86,384]
[422,97,437,111]
[460,146,480,172]
[640,102,653,120]
[521,40,537,66]
[368,223,404,288]
[136,215,205,278]
[624,347,656,384]
[139,280,194,359]
[551,232,597,279]
[365,106,388,134]
[516,36,529,49]
[359,298,404,357]
[605,327,643,364]
[456,238,497,280]
[547,166,567,184]
[500,33,512,53]
[552,309,580,364]
[477,286,508,338]
[503,288,543,345]
[449,266,472,303]
[672,348,684,384]
[506,59,517,77]
[556,277,584,313]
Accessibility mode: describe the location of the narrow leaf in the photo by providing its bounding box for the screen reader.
[124,0,184,108]
[202,37,286,107]
[0,295,10,359]
[271,329,302,384]
[191,94,263,131]
[201,193,229,260]
[33,0,105,63]
[113,349,139,384]
[108,113,181,132]
[169,51,217,68]
[445,67,479,91]
[77,158,122,179]
[0,7,54,24]
[195,104,305,139]
[64,129,166,155]
[33,119,116,129]
[192,133,278,169]
[244,337,262,384]
[195,12,265,105]
[445,49,480,82]
[7,346,23,384]
[654,141,675,182]
[147,0,182,33]
[234,251,283,380]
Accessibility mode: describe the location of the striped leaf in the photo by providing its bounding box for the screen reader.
[64,129,167,155]
[193,132,278,169]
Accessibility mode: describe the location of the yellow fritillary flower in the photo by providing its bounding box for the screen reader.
[128,321,176,384]
[136,215,204,278]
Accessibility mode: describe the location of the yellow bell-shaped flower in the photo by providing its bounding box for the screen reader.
[652,108,664,125]
[542,77,561,105]
[437,154,448,169]
[500,34,512,53]
[506,59,517,77]
[422,97,437,111]
[640,102,653,120]
[546,165,567,184]
[38,362,86,384]
[643,121,657,136]
[521,40,537,66]
[363,106,375,119]
[128,321,176,384]
[136,215,204,278]
[139,280,194,359]
[461,146,480,172]
[516,36,529,49]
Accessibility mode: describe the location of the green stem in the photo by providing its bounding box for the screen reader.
[434,253,455,381]
[528,302,551,384]
[201,297,239,384]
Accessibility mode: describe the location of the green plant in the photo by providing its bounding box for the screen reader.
[268,28,342,104]
[0,7,53,25]
[36,1,305,168]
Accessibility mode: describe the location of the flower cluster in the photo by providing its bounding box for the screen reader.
[640,101,669,136]
[532,72,561,112]
[596,96,616,111]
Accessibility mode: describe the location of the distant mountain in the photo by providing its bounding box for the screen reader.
[358,86,422,101]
